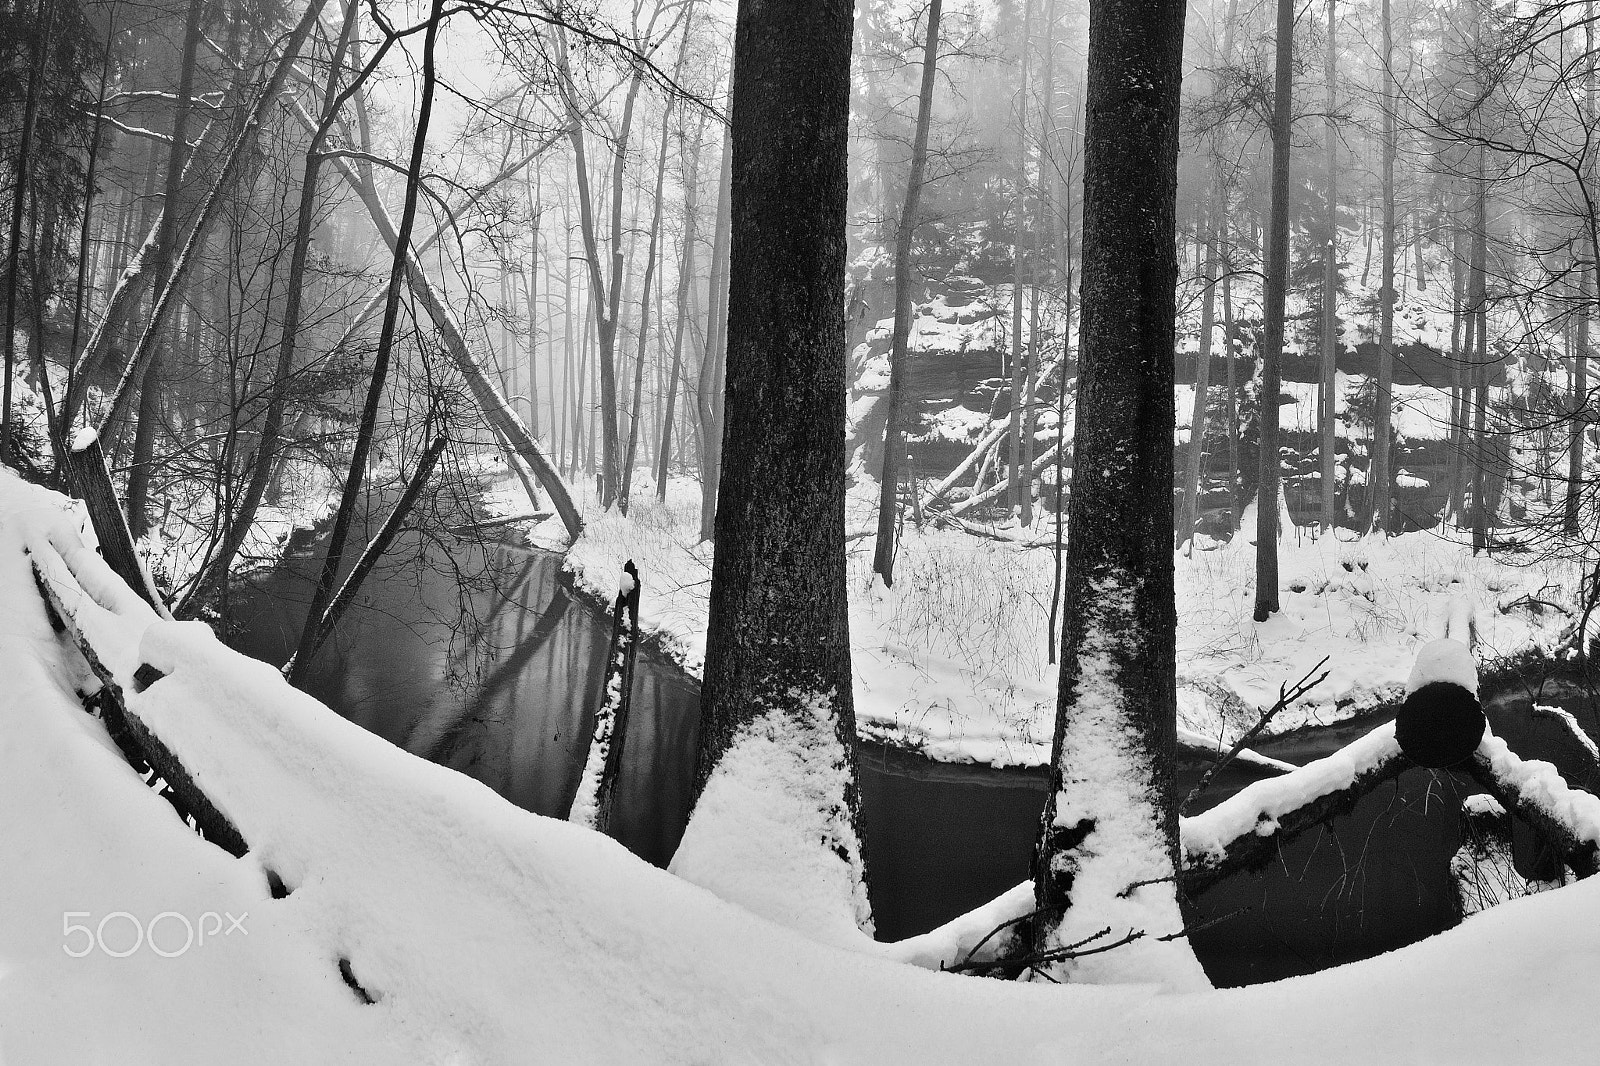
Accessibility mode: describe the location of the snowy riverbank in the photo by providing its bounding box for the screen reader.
[491,468,1587,767]
[6,466,1600,1062]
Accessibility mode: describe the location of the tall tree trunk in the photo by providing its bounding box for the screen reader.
[184,0,361,612]
[1008,0,1034,521]
[622,5,695,511]
[657,109,707,500]
[1368,0,1396,534]
[288,0,446,682]
[560,47,632,510]
[696,124,732,542]
[674,0,870,939]
[63,0,332,431]
[1567,11,1594,536]
[1254,0,1294,622]
[2,0,56,463]
[873,0,942,585]
[1470,144,1490,553]
[66,0,119,421]
[1178,213,1217,550]
[1320,0,1339,532]
[1224,270,1240,529]
[127,0,206,536]
[1030,0,1206,989]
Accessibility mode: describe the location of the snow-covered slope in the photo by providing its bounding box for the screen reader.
[4,469,1600,1062]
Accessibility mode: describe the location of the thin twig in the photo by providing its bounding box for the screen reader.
[1180,656,1330,816]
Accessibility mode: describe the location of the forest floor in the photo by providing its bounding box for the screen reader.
[4,465,1599,1062]
[498,467,1588,767]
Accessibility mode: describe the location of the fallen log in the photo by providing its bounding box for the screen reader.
[29,545,245,856]
[1466,731,1600,878]
[569,561,641,836]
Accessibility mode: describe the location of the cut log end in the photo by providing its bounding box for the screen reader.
[1396,680,1487,769]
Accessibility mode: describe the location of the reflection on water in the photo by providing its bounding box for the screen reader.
[226,527,1599,987]
[228,535,700,867]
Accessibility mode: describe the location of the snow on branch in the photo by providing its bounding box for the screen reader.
[1180,721,1409,896]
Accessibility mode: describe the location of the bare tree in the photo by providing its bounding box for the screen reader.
[873,0,942,586]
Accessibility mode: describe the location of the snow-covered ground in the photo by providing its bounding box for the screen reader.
[8,466,1600,1063]
[507,470,1584,768]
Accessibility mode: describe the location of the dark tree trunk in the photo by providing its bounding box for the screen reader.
[1008,0,1034,522]
[1029,0,1202,986]
[1254,0,1294,622]
[1,0,55,463]
[873,0,942,585]
[1368,0,1396,533]
[657,108,707,500]
[1470,144,1490,553]
[125,0,205,537]
[184,0,362,612]
[696,125,732,542]
[688,0,867,912]
[1320,0,1339,532]
[288,0,445,681]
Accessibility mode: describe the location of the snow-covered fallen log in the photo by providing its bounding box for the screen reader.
[1180,722,1409,895]
[1466,732,1600,878]
[569,562,641,835]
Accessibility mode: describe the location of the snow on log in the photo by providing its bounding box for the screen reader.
[569,561,641,835]
[1395,638,1486,769]
[19,492,245,855]
[1467,732,1600,878]
[1180,721,1409,895]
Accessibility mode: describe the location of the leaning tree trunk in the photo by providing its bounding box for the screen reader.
[125,0,205,537]
[873,0,942,586]
[288,0,447,682]
[184,0,362,613]
[1029,0,1208,990]
[1254,0,1294,622]
[671,0,871,944]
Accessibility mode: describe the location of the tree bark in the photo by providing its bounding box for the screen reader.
[873,0,942,585]
[1030,0,1203,987]
[696,124,732,542]
[657,107,707,500]
[1320,0,1339,532]
[1,0,56,463]
[288,0,446,682]
[1253,0,1294,622]
[125,0,206,537]
[183,0,362,612]
[685,0,868,925]
[1368,0,1396,534]
[1008,0,1034,521]
[1178,212,1217,550]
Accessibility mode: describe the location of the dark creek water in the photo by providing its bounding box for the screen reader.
[225,529,1600,989]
